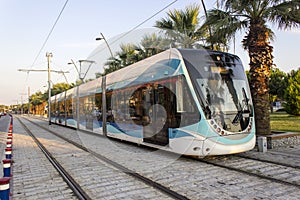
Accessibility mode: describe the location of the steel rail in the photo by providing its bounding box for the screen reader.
[17,117,92,200]
[196,156,300,189]
[21,116,190,200]
[236,154,300,169]
[22,116,300,192]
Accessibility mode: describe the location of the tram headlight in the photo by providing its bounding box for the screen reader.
[208,119,229,136]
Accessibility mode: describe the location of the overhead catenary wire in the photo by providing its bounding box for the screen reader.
[88,0,178,59]
[20,0,69,102]
[24,0,69,85]
[23,0,177,98]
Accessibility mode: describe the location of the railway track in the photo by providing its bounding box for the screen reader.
[237,153,300,169]
[16,116,189,200]
[16,116,300,199]
[200,155,300,188]
[17,118,91,200]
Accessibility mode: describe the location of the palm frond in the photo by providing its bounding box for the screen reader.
[204,9,247,44]
[155,18,173,30]
[222,0,250,12]
[267,0,300,29]
[154,4,202,48]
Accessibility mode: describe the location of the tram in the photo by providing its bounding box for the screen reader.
[50,48,255,156]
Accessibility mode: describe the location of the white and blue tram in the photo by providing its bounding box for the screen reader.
[50,48,255,156]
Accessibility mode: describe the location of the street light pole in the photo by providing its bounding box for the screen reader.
[21,95,23,114]
[46,52,53,125]
[68,59,95,129]
[28,87,30,115]
[96,32,113,58]
[19,93,27,114]
[95,32,112,136]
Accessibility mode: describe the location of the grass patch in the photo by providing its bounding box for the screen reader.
[270,112,300,132]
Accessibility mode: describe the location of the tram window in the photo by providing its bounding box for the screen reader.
[66,98,72,118]
[50,101,56,118]
[176,78,184,112]
[176,76,197,113]
[175,76,200,127]
[128,87,144,123]
[95,93,102,121]
[106,92,114,122]
[73,96,78,118]
[61,101,65,114]
[82,95,94,116]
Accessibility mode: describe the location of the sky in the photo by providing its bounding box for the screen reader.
[0,0,299,105]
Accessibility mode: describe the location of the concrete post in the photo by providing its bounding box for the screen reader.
[257,137,267,152]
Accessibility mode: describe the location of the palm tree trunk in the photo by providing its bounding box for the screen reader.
[243,22,273,135]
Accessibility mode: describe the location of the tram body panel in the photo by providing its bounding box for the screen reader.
[56,92,66,125]
[50,48,255,156]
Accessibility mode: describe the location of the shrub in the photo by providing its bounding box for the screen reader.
[283,69,300,116]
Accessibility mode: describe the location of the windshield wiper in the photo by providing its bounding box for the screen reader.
[232,88,249,124]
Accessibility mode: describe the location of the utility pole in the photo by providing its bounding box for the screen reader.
[46,52,53,125]
[18,53,69,125]
[19,93,27,114]
[21,95,23,114]
[28,86,30,115]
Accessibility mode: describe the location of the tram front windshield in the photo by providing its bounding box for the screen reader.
[181,49,253,132]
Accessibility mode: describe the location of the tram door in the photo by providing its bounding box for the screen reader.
[143,84,169,146]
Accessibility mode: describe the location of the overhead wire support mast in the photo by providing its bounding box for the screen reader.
[18,61,69,125]
[18,69,70,75]
[17,69,70,87]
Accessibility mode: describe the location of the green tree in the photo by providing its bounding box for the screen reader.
[102,34,171,76]
[0,105,7,113]
[51,83,71,96]
[204,0,300,135]
[140,33,171,57]
[43,82,72,101]
[284,69,300,115]
[30,92,44,105]
[269,68,288,101]
[102,44,140,75]
[30,91,45,114]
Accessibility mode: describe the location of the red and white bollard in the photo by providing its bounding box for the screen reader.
[2,160,11,177]
[6,141,12,148]
[8,124,13,134]
[6,136,12,143]
[4,148,12,160]
[0,177,10,200]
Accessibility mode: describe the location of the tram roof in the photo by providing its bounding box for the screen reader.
[104,48,184,91]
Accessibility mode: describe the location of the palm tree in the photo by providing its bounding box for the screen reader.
[103,56,122,75]
[102,44,142,75]
[204,0,300,135]
[140,33,171,57]
[155,4,208,48]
